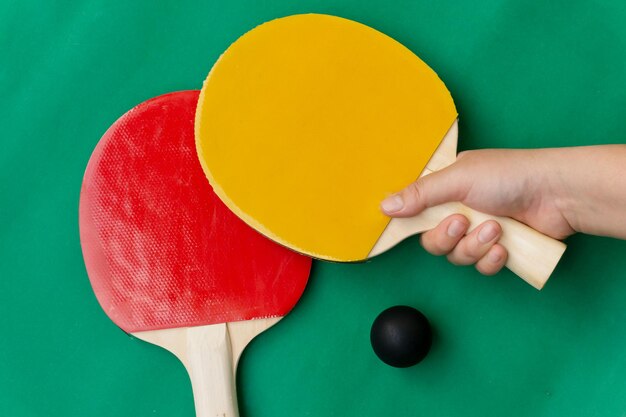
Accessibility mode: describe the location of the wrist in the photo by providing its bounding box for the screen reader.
[538,148,581,234]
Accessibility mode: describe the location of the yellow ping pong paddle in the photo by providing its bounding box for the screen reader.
[195,14,566,290]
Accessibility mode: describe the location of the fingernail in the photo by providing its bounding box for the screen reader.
[447,220,465,237]
[478,224,498,243]
[488,251,502,263]
[381,195,404,213]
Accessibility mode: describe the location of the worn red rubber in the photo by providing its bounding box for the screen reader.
[79,91,311,333]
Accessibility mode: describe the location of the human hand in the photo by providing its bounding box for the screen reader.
[380,149,576,275]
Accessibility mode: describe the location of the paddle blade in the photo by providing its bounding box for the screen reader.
[196,14,457,261]
[80,91,311,333]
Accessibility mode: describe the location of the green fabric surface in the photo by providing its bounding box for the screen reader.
[1,1,625,416]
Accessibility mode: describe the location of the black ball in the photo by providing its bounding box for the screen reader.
[370,305,432,367]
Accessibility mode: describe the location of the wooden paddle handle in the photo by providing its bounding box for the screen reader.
[375,202,566,289]
[184,325,239,417]
[134,325,240,417]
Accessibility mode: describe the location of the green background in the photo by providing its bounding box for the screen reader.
[1,1,625,416]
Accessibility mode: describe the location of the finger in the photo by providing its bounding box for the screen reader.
[380,165,469,217]
[420,214,469,256]
[475,244,508,276]
[446,220,502,266]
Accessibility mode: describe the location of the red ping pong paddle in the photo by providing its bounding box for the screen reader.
[79,91,311,416]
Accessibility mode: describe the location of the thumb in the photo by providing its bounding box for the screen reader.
[380,166,467,217]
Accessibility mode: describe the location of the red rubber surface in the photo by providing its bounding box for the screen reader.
[79,91,311,333]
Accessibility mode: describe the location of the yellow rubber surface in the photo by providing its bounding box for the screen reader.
[196,14,457,261]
